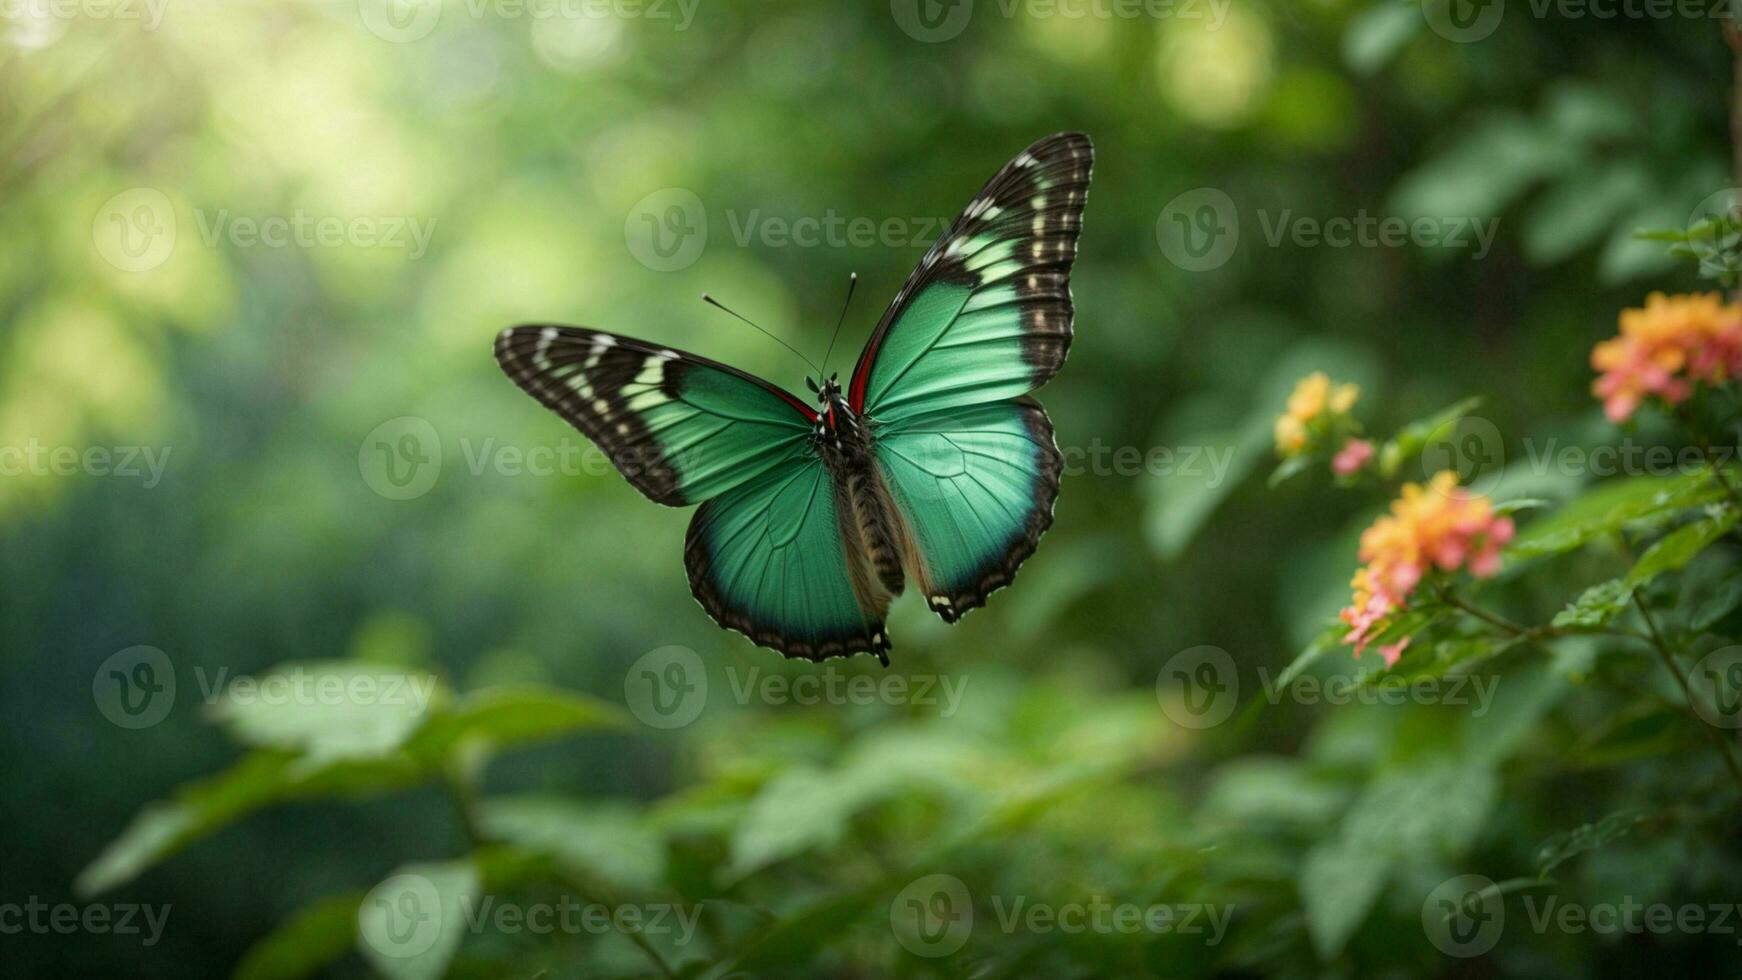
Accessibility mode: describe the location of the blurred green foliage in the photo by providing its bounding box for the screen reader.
[6,0,1742,976]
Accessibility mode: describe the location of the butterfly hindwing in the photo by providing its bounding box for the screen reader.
[849,132,1092,422]
[874,398,1061,622]
[684,459,890,662]
[495,326,817,506]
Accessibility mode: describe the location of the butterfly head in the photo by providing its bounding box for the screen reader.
[806,372,843,407]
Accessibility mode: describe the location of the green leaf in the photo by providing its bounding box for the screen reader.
[479,796,664,892]
[1633,227,1692,243]
[76,752,423,896]
[726,767,861,882]
[1494,497,1551,516]
[1299,837,1389,959]
[1521,164,1648,265]
[1344,762,1497,856]
[1201,757,1347,827]
[207,661,449,764]
[1378,397,1482,478]
[1625,508,1739,587]
[1376,633,1519,684]
[404,684,630,762]
[1274,621,1351,691]
[234,892,365,980]
[1341,3,1420,75]
[1536,809,1650,878]
[1268,453,1314,489]
[355,860,480,980]
[1693,570,1742,630]
[1507,470,1726,560]
[1552,578,1633,629]
[725,888,880,972]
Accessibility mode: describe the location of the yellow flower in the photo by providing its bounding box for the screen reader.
[1274,414,1307,454]
[1330,382,1359,415]
[1285,372,1331,421]
[1275,372,1361,458]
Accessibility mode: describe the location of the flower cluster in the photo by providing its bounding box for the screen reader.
[1274,372,1372,475]
[1340,471,1515,667]
[1591,292,1742,423]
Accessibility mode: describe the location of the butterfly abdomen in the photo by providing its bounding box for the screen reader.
[845,469,905,597]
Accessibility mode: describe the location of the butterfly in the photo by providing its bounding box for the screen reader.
[494,133,1092,664]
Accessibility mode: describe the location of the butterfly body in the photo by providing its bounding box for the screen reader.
[496,133,1093,663]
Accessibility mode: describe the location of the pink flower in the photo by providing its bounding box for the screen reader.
[1339,472,1515,666]
[1378,638,1411,668]
[1332,438,1374,476]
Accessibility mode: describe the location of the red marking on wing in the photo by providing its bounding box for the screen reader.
[848,334,881,412]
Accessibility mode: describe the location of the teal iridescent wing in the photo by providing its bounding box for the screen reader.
[848,132,1092,422]
[495,326,817,505]
[876,399,1061,622]
[853,133,1091,620]
[684,460,890,662]
[495,326,885,659]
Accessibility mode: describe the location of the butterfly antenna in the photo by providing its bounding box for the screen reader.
[819,271,857,379]
[702,294,821,376]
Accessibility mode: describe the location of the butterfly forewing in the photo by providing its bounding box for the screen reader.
[494,325,816,506]
[850,132,1092,420]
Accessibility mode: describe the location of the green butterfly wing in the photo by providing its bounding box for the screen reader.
[875,399,1061,622]
[684,456,889,662]
[497,326,887,660]
[496,325,816,505]
[849,132,1092,423]
[851,133,1091,621]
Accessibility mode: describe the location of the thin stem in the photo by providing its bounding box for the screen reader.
[556,870,680,980]
[1632,592,1742,794]
[444,770,489,848]
[1437,586,1532,636]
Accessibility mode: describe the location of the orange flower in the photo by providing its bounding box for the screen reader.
[1339,472,1515,667]
[1275,372,1361,457]
[1592,292,1742,423]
